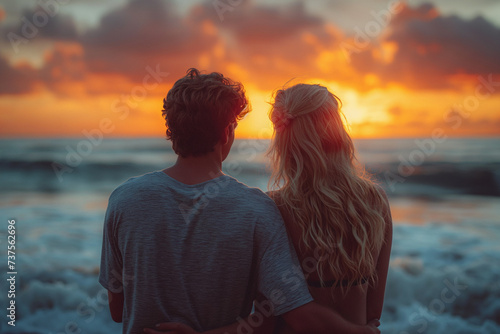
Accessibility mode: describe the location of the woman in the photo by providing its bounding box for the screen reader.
[147,84,391,334]
[267,83,392,331]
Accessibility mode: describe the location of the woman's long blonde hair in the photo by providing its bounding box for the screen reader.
[268,83,387,290]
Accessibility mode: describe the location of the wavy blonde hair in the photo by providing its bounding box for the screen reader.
[268,83,387,290]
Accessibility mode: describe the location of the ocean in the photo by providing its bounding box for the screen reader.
[0,137,499,333]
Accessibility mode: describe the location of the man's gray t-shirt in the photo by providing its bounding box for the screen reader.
[99,171,313,334]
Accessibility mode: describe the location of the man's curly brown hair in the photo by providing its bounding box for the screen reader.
[162,68,250,157]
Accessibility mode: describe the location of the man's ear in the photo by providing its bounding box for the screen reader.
[221,124,230,145]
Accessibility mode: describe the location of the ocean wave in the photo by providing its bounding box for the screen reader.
[1,138,500,198]
[1,157,499,197]
[381,223,500,333]
[368,162,500,197]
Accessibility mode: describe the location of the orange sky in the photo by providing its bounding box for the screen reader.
[0,1,499,139]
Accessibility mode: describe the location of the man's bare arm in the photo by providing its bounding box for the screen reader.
[146,301,379,334]
[281,302,379,334]
[144,305,275,334]
[107,290,124,323]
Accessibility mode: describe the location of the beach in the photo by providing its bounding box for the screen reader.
[1,137,499,333]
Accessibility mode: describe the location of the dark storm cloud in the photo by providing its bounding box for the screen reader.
[209,1,322,43]
[351,3,500,89]
[0,55,37,94]
[81,0,218,81]
[190,0,339,89]
[2,7,78,42]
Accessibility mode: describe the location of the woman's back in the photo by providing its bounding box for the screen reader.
[309,284,367,324]
[270,189,392,333]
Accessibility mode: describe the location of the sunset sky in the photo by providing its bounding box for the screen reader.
[0,0,499,138]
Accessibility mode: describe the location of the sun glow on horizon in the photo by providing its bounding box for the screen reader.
[0,1,499,139]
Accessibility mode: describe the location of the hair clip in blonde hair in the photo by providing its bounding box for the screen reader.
[272,108,294,132]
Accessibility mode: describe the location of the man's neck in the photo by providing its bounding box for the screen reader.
[163,153,224,185]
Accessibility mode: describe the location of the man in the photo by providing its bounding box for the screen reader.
[99,68,380,334]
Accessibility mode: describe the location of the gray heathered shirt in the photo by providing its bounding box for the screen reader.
[99,171,313,334]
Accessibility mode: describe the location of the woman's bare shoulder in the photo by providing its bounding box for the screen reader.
[373,184,393,238]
